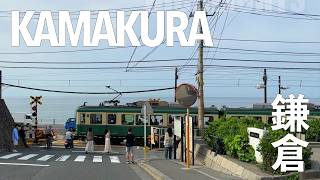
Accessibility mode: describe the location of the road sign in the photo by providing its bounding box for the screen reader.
[187,116,193,151]
[141,101,153,115]
[174,116,181,138]
[175,84,197,169]
[151,127,157,145]
[176,84,198,108]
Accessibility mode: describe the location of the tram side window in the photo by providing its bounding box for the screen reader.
[135,115,144,125]
[168,115,174,125]
[80,113,86,124]
[108,114,117,124]
[150,115,163,126]
[122,114,134,125]
[90,114,102,124]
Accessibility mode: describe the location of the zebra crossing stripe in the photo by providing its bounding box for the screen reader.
[74,155,86,162]
[93,156,102,163]
[37,155,55,161]
[18,154,38,160]
[0,153,22,159]
[109,156,120,163]
[55,155,71,162]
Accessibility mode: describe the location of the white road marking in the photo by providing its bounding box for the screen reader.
[74,155,86,162]
[18,154,38,160]
[72,151,120,154]
[37,155,55,161]
[109,156,120,163]
[193,169,221,180]
[0,162,49,167]
[93,156,102,163]
[55,155,71,162]
[0,153,22,159]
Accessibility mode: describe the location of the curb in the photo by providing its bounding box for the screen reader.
[138,161,172,180]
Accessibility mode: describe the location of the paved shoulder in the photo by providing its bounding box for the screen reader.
[146,159,240,180]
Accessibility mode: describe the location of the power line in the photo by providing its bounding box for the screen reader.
[2,83,174,94]
[1,64,320,71]
[214,38,320,44]
[126,0,158,71]
[207,46,320,56]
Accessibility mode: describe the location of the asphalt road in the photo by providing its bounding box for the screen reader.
[0,146,152,180]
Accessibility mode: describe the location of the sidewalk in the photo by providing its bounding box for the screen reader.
[138,159,240,180]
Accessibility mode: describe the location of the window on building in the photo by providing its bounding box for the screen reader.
[122,114,134,125]
[80,113,86,124]
[90,114,102,124]
[108,114,117,124]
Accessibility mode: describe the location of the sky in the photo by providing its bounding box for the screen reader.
[0,0,319,109]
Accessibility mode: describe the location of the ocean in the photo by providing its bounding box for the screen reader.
[5,96,320,124]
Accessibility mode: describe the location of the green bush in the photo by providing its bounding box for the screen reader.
[227,135,256,162]
[258,128,287,172]
[204,117,264,162]
[258,128,313,173]
[306,118,320,141]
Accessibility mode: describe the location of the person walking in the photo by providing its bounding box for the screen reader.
[104,129,112,153]
[19,125,29,148]
[45,126,54,149]
[85,128,94,154]
[125,128,135,164]
[164,127,174,159]
[12,124,19,152]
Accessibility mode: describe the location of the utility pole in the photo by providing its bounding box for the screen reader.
[278,76,288,95]
[174,67,178,102]
[197,0,205,136]
[174,67,179,159]
[278,76,281,94]
[263,69,267,103]
[0,70,2,99]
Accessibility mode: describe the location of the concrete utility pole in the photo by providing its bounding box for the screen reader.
[174,67,178,102]
[0,70,2,99]
[278,76,288,95]
[263,69,267,103]
[197,0,205,136]
[278,76,281,94]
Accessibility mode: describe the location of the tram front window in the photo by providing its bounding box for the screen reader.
[80,113,86,124]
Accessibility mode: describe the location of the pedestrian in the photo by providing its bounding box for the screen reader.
[85,128,94,154]
[65,129,73,148]
[104,129,112,153]
[12,124,19,152]
[125,128,135,164]
[164,127,174,159]
[45,125,54,149]
[19,125,29,148]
